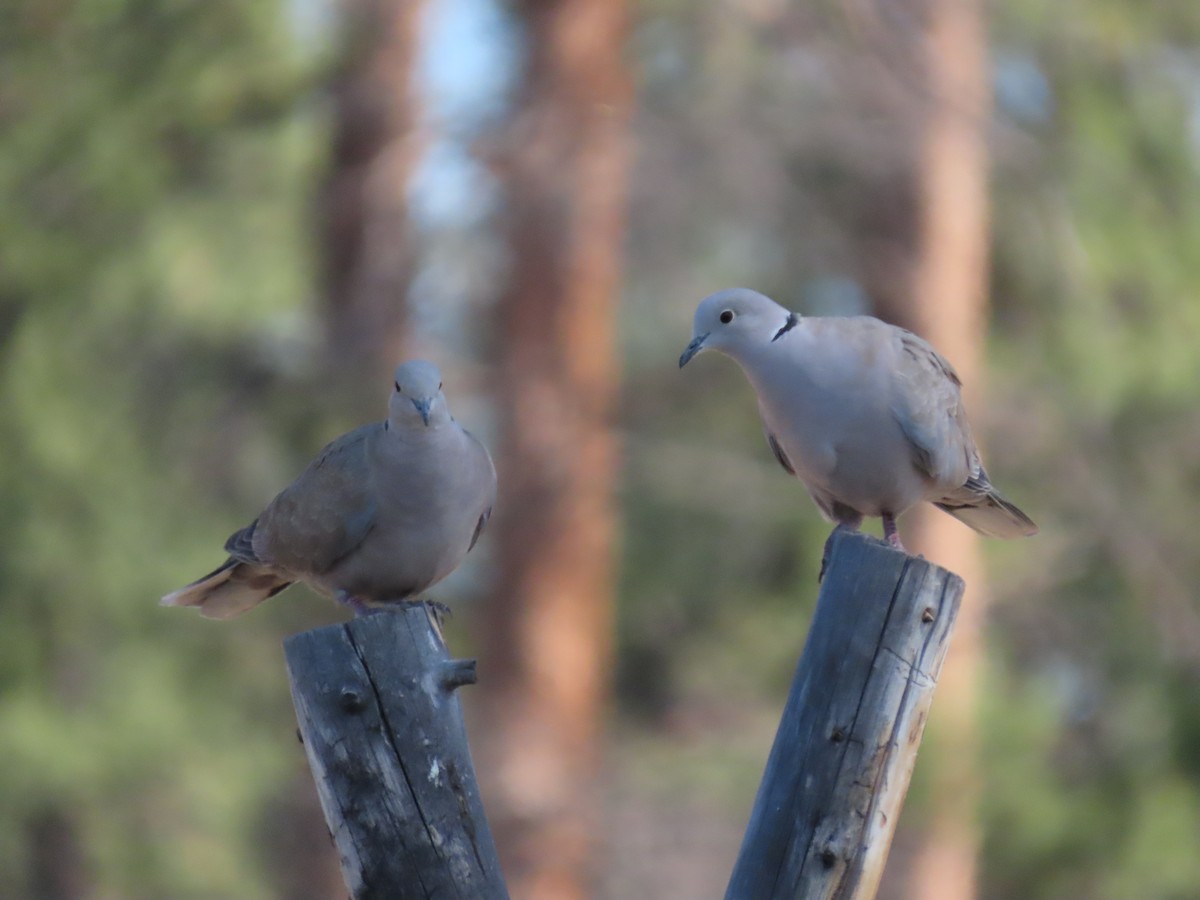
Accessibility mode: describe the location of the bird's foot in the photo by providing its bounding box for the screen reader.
[335,591,381,618]
[881,514,906,552]
[337,591,452,625]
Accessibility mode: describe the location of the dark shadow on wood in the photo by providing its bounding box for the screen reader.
[725,530,965,900]
[285,606,509,900]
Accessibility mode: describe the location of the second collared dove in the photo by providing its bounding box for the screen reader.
[161,360,497,619]
[679,288,1036,553]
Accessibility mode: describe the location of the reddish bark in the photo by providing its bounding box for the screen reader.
[320,0,423,394]
[476,2,631,898]
[900,2,991,898]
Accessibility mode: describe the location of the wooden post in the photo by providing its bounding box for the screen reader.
[284,606,509,900]
[725,530,965,900]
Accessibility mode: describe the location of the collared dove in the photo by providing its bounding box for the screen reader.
[679,288,1036,554]
[161,360,497,619]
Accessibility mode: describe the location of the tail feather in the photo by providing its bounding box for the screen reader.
[160,559,291,620]
[934,474,1038,540]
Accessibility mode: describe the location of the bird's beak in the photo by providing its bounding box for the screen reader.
[679,333,708,368]
[412,398,432,426]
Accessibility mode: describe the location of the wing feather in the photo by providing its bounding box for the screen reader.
[890,329,977,487]
[252,424,380,576]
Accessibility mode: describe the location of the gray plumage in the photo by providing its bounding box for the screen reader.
[679,288,1036,549]
[162,360,497,619]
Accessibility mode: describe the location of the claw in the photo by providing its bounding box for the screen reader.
[335,590,379,617]
[882,514,906,551]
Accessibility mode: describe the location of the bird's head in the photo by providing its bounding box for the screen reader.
[389,360,449,428]
[679,288,799,368]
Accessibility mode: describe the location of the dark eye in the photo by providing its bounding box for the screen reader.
[438,382,443,390]
[719,309,735,324]
[394,382,402,392]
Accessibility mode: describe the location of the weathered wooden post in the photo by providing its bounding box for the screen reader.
[285,605,509,900]
[725,529,965,900]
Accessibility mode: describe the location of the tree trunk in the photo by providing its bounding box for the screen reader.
[280,3,426,894]
[285,609,508,900]
[27,807,91,900]
[260,772,349,900]
[319,0,424,400]
[475,2,631,898]
[726,532,965,900]
[896,1,991,898]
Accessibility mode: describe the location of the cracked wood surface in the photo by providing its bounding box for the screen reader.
[285,606,508,900]
[725,530,964,900]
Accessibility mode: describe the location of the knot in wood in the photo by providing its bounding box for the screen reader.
[829,726,846,743]
[819,846,839,869]
[921,606,935,623]
[339,687,366,713]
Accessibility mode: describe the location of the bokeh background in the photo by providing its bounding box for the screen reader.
[4,0,1200,898]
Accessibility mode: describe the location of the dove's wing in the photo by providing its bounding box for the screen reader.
[463,428,497,553]
[888,329,1037,537]
[888,329,978,489]
[251,423,380,578]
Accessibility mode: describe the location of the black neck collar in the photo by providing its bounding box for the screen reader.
[771,312,799,342]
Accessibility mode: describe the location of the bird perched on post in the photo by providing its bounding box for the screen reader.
[679,288,1036,557]
[162,360,497,619]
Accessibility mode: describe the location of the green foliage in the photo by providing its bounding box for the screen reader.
[982,3,1200,897]
[0,1,322,895]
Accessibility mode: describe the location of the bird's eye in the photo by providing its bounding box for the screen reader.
[394,381,402,392]
[438,382,443,390]
[719,309,735,325]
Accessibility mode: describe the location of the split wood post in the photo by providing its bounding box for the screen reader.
[725,529,965,900]
[284,605,509,900]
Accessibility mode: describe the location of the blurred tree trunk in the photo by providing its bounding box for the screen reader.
[27,808,90,900]
[475,2,631,898]
[279,1,425,895]
[319,0,423,400]
[262,771,348,900]
[887,1,991,898]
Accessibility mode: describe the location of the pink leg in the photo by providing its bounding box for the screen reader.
[882,513,905,550]
[335,590,380,618]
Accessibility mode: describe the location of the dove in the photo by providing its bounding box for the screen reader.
[161,360,497,619]
[679,288,1036,556]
